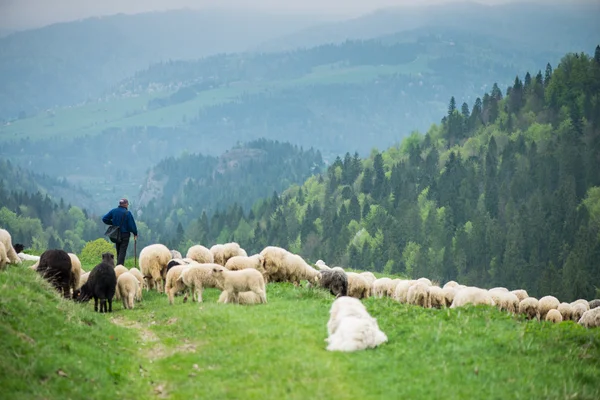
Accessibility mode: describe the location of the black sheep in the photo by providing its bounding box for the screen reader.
[166,259,183,272]
[13,243,24,254]
[76,252,117,313]
[319,270,348,298]
[36,249,73,298]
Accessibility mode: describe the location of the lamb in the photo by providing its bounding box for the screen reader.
[0,228,21,264]
[210,265,267,304]
[117,272,139,310]
[510,289,529,302]
[0,242,7,270]
[218,290,262,305]
[372,278,393,298]
[346,272,371,299]
[578,307,600,328]
[428,286,446,308]
[165,264,192,305]
[318,269,348,298]
[36,249,73,298]
[325,296,387,352]
[450,287,495,308]
[571,303,588,322]
[113,264,129,300]
[177,263,223,303]
[538,296,560,320]
[407,282,430,308]
[127,267,145,300]
[359,272,377,286]
[519,297,540,320]
[170,249,183,260]
[75,253,117,312]
[225,254,266,276]
[589,299,600,309]
[139,243,171,293]
[186,245,214,264]
[545,309,563,323]
[557,302,573,321]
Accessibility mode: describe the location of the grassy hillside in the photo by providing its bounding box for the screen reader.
[1,265,600,399]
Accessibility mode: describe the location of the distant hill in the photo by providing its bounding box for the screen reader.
[0,8,326,119]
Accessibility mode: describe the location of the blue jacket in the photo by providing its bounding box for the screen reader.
[102,206,138,236]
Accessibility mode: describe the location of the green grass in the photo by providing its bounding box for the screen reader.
[0,58,433,143]
[2,263,599,400]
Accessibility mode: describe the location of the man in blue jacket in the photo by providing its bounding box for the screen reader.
[102,198,138,266]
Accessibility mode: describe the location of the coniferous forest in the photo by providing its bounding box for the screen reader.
[168,47,600,301]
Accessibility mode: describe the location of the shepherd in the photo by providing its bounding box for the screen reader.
[102,198,138,266]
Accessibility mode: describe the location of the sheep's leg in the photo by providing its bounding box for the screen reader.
[128,293,135,309]
[108,298,113,313]
[257,289,267,304]
[197,287,204,303]
[62,282,70,299]
[122,291,128,309]
[94,297,99,312]
[168,288,176,305]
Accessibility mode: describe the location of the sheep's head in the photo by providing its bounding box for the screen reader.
[211,266,226,280]
[102,252,115,266]
[74,283,91,303]
[13,243,25,254]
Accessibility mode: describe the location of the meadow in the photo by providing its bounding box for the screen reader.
[1,260,599,400]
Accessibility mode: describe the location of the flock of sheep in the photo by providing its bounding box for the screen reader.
[2,226,600,352]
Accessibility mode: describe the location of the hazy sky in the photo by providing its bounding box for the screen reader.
[0,0,517,30]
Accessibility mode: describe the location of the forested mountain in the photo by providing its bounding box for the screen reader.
[137,139,324,248]
[168,46,600,301]
[0,8,324,119]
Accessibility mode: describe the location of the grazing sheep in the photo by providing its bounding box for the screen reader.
[589,299,600,309]
[0,228,21,264]
[360,272,377,286]
[218,290,262,305]
[332,266,345,272]
[13,243,24,254]
[315,260,331,271]
[222,242,247,265]
[165,264,191,305]
[68,253,83,292]
[443,287,458,307]
[139,243,171,293]
[0,242,7,270]
[275,253,321,286]
[428,286,446,308]
[76,253,117,312]
[210,265,267,304]
[489,290,520,313]
[394,280,415,303]
[114,264,128,278]
[117,272,139,310]
[166,259,184,273]
[36,249,73,298]
[571,299,590,311]
[319,269,348,298]
[346,272,371,299]
[259,246,291,282]
[407,282,430,308]
[417,277,432,286]
[387,279,402,297]
[545,309,563,323]
[177,263,222,303]
[186,245,214,264]
[79,271,90,289]
[170,249,183,260]
[127,267,144,300]
[489,287,509,293]
[571,303,588,322]
[510,289,529,302]
[538,296,560,320]
[519,297,540,320]
[372,278,393,298]
[557,303,573,321]
[325,296,387,352]
[578,307,600,328]
[225,254,266,276]
[450,287,495,308]
[443,281,459,289]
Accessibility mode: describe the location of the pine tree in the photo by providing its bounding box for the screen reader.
[448,96,456,116]
[595,45,600,64]
[544,63,553,86]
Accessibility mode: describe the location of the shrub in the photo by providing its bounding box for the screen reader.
[80,238,116,265]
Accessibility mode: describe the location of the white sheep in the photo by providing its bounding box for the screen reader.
[211,242,246,266]
[0,242,7,270]
[79,271,90,288]
[450,287,495,308]
[407,281,430,308]
[331,266,345,272]
[393,280,415,303]
[127,267,144,300]
[557,302,572,321]
[545,309,563,323]
[538,296,560,320]
[443,280,459,289]
[0,228,21,264]
[68,253,83,292]
[259,246,290,282]
[416,277,432,286]
[186,245,214,264]
[510,289,529,302]
[489,290,519,313]
[359,272,377,286]
[139,243,172,293]
[519,297,540,320]
[165,264,192,305]
[284,253,321,286]
[443,287,458,307]
[571,303,588,322]
[578,307,600,328]
[117,272,139,310]
[346,272,371,299]
[177,263,223,303]
[489,287,509,292]
[428,286,446,308]
[570,299,590,311]
[315,260,331,271]
[225,254,266,275]
[372,278,393,298]
[170,249,183,259]
[325,296,387,352]
[218,290,262,305]
[210,265,267,304]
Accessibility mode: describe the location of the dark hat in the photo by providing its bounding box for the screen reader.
[119,198,129,206]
